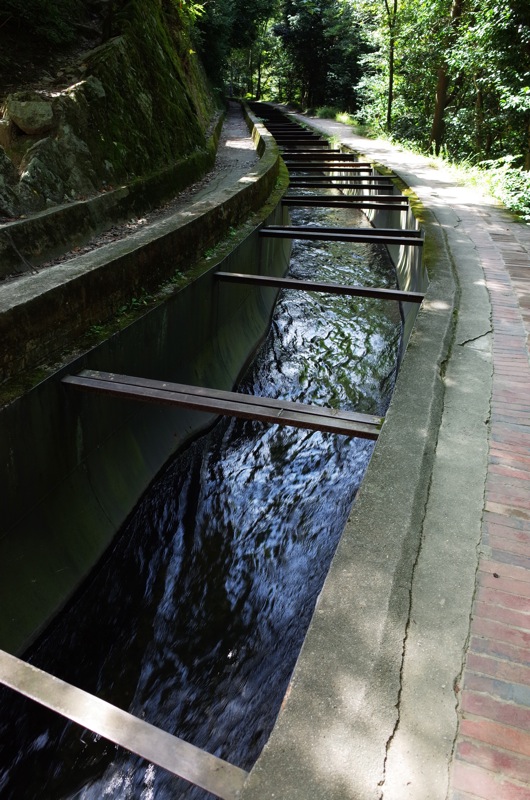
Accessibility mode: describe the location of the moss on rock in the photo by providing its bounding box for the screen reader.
[0,0,218,216]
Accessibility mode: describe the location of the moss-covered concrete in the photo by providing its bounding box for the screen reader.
[0,113,224,277]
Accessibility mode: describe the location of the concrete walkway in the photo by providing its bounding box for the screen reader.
[241,115,530,800]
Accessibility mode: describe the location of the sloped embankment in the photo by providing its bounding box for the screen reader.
[0,0,217,257]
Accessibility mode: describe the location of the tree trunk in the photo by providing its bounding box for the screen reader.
[256,53,262,100]
[387,36,394,131]
[429,67,449,154]
[384,0,398,132]
[524,116,530,172]
[428,0,464,154]
[247,49,254,97]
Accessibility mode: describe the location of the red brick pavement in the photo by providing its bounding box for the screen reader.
[449,212,530,799]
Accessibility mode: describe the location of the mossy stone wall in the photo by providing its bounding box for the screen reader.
[0,0,218,216]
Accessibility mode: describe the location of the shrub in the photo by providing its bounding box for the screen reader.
[315,105,341,119]
[1,0,83,44]
[483,157,530,221]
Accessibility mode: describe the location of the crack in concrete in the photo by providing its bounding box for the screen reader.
[458,330,492,348]
[378,479,434,800]
[379,209,462,799]
[443,374,493,800]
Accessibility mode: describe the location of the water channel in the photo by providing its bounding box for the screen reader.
[0,201,402,799]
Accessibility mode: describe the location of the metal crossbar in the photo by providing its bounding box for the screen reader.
[288,175,394,182]
[62,371,383,439]
[266,225,423,238]
[261,226,419,244]
[215,271,424,303]
[288,182,393,190]
[265,125,309,130]
[287,166,375,173]
[282,197,409,211]
[281,149,342,154]
[0,649,248,800]
[284,155,372,163]
[289,192,404,203]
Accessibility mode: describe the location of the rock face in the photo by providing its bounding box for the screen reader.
[5,93,55,136]
[0,149,19,217]
[0,1,216,218]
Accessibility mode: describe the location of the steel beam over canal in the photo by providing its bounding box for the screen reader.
[260,224,422,245]
[63,371,383,439]
[215,271,424,303]
[0,649,248,800]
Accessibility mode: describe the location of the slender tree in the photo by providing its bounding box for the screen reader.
[383,0,398,130]
[353,0,406,132]
[429,0,464,154]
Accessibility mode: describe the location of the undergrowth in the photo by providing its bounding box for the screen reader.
[313,106,530,223]
[475,157,530,221]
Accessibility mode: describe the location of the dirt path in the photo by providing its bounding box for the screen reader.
[20,101,259,276]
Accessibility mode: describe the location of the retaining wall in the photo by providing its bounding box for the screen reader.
[0,107,281,381]
[0,109,289,654]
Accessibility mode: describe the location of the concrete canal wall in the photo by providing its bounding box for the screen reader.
[0,109,290,654]
[1,209,291,655]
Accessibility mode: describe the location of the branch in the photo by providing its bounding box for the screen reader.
[444,74,464,109]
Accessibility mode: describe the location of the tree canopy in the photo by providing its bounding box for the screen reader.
[2,0,529,172]
[194,0,530,172]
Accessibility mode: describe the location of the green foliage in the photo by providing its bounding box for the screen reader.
[176,0,205,21]
[194,0,233,82]
[481,157,530,220]
[445,0,530,163]
[1,0,84,43]
[315,105,341,118]
[272,0,366,109]
[350,0,530,177]
[6,0,528,193]
[196,0,279,86]
[190,0,368,112]
[150,0,530,218]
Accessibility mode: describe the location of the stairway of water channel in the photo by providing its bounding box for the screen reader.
[0,201,402,799]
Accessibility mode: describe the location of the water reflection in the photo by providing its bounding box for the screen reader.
[0,205,401,799]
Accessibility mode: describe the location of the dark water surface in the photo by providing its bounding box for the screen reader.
[0,204,402,799]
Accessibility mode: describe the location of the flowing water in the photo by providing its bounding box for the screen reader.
[0,203,402,799]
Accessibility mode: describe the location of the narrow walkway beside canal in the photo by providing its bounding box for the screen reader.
[241,113,530,800]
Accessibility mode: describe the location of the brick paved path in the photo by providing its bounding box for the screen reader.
[449,213,530,799]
